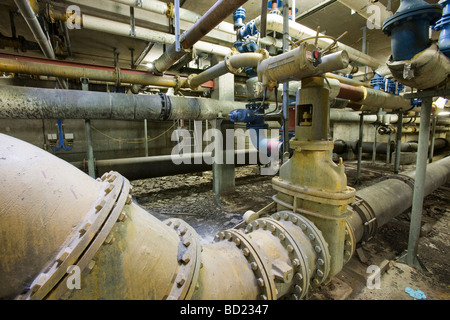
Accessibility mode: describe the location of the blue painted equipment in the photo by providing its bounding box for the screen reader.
[233,7,246,30]
[51,118,74,152]
[370,73,405,95]
[434,0,450,57]
[268,1,283,9]
[382,0,443,61]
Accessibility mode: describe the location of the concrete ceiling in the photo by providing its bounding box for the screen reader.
[0,0,443,75]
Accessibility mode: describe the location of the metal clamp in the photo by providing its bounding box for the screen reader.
[349,196,377,243]
[158,93,172,121]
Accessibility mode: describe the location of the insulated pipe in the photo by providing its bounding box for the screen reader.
[81,15,232,59]
[254,14,383,69]
[0,85,247,121]
[188,52,265,89]
[152,0,249,73]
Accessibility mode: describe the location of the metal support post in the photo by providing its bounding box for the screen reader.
[356,113,364,184]
[404,97,433,269]
[429,113,437,163]
[282,1,290,156]
[81,77,95,178]
[394,111,403,174]
[174,0,181,52]
[144,119,149,157]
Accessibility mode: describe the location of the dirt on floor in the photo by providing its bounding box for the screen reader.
[130,160,450,300]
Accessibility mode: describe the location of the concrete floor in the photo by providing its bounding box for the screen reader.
[130,159,450,300]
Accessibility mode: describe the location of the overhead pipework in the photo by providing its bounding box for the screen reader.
[382,0,450,90]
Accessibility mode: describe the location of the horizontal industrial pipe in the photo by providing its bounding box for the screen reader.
[348,156,450,243]
[0,85,247,121]
[72,150,260,180]
[0,53,183,88]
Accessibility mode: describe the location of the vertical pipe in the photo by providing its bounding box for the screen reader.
[356,113,364,184]
[429,114,437,163]
[405,97,433,267]
[394,111,403,174]
[282,1,290,156]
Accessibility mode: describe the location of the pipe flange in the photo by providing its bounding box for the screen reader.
[214,229,277,300]
[164,218,202,300]
[349,196,377,243]
[18,171,128,300]
[246,217,309,300]
[343,221,356,265]
[273,211,331,289]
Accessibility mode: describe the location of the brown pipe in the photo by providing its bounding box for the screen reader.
[336,83,365,101]
[0,53,185,88]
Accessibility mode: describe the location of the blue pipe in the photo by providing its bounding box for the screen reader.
[382,0,442,61]
[434,0,450,57]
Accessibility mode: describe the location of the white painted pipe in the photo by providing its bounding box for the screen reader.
[110,0,236,35]
[81,15,232,57]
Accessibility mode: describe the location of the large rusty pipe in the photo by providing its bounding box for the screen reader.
[0,85,247,121]
[153,0,249,73]
[0,53,183,88]
[0,133,321,300]
[1,133,450,300]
